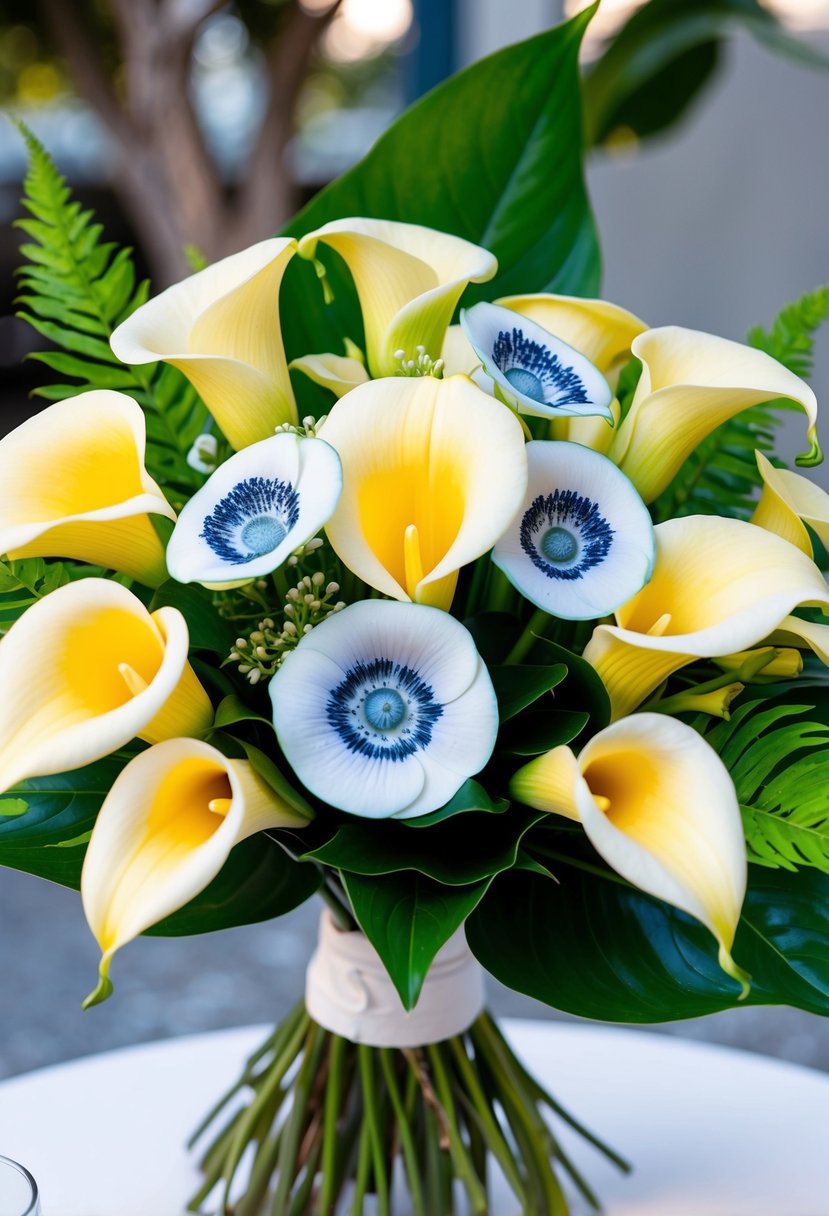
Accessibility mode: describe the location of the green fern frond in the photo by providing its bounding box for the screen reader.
[0,557,73,635]
[652,285,829,522]
[13,124,206,500]
[704,698,829,874]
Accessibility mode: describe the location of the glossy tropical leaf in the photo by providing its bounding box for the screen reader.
[467,858,829,1021]
[500,710,590,755]
[150,580,235,656]
[343,869,491,1010]
[490,663,568,722]
[404,778,508,829]
[279,8,600,363]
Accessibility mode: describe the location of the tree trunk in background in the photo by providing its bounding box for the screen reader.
[39,0,340,286]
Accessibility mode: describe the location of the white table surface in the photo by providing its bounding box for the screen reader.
[1,1019,828,1216]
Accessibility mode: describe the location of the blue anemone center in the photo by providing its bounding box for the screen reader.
[363,687,406,731]
[540,526,578,564]
[241,515,286,557]
[505,367,545,403]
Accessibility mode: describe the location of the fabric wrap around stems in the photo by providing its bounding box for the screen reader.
[305,909,485,1047]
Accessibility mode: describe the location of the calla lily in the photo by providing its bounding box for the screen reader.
[460,302,614,423]
[0,579,212,792]
[319,374,527,610]
[510,713,748,990]
[297,218,496,378]
[81,737,311,1004]
[0,391,175,586]
[496,293,647,382]
[166,433,342,588]
[492,441,654,620]
[752,450,829,556]
[110,239,298,450]
[584,515,829,720]
[272,600,498,819]
[606,327,820,503]
[290,339,370,400]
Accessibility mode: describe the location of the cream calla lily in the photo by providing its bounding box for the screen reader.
[81,738,311,1004]
[606,327,820,503]
[289,350,370,399]
[497,293,647,381]
[297,218,497,378]
[319,374,527,610]
[110,239,298,450]
[0,579,212,792]
[0,391,175,586]
[584,516,829,720]
[510,714,748,990]
[752,449,829,556]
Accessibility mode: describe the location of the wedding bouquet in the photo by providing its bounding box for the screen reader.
[5,10,829,1215]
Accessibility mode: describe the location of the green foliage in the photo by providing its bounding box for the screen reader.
[467,861,829,1021]
[280,9,601,364]
[0,555,73,635]
[14,124,206,500]
[705,699,829,874]
[652,285,829,522]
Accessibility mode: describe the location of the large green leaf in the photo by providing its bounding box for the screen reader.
[280,8,600,362]
[467,859,829,1021]
[343,869,491,1010]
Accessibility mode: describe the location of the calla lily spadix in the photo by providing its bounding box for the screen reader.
[166,432,342,588]
[0,579,212,792]
[584,515,829,721]
[461,302,614,423]
[752,450,829,557]
[492,441,654,620]
[606,327,821,503]
[271,600,498,820]
[110,239,298,450]
[297,218,497,378]
[510,714,749,991]
[0,390,175,586]
[81,738,312,1006]
[319,374,527,610]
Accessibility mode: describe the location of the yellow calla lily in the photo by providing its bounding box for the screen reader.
[110,239,298,449]
[319,374,527,611]
[289,350,370,399]
[0,391,175,586]
[510,713,749,991]
[606,327,820,503]
[0,579,212,792]
[496,292,646,380]
[81,737,311,1005]
[297,218,497,378]
[584,515,829,720]
[752,449,829,556]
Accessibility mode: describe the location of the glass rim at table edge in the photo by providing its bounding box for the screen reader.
[0,1154,39,1216]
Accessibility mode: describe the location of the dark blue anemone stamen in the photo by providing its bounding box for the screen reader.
[326,658,443,762]
[492,328,589,407]
[201,477,300,563]
[520,490,613,582]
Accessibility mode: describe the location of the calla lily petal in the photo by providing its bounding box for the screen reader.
[81,737,310,1003]
[441,325,479,376]
[496,293,647,380]
[110,239,298,449]
[461,302,614,422]
[298,218,496,378]
[0,579,212,791]
[510,714,748,990]
[271,600,498,820]
[492,441,654,620]
[289,351,370,399]
[753,450,829,556]
[166,433,342,588]
[584,516,829,720]
[608,327,820,503]
[320,374,527,610]
[549,399,622,454]
[0,391,175,586]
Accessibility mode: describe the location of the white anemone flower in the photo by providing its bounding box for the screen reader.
[460,301,614,422]
[271,601,498,820]
[493,441,654,620]
[166,433,342,588]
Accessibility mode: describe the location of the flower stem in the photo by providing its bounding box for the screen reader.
[505,606,550,664]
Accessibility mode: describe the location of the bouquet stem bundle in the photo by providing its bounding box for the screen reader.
[188,1005,627,1216]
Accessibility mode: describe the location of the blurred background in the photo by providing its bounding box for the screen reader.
[1,0,829,1080]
